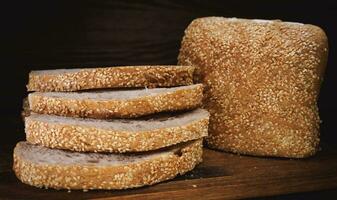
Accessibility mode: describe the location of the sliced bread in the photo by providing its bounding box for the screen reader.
[13,140,203,190]
[27,65,195,92]
[25,108,209,153]
[21,97,30,119]
[28,84,203,119]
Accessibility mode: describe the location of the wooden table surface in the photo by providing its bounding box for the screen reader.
[1,141,337,200]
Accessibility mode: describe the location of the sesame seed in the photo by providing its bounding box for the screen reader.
[13,140,203,190]
[27,66,195,92]
[178,17,327,158]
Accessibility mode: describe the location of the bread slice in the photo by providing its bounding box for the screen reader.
[13,140,203,190]
[178,17,328,158]
[27,65,195,92]
[25,108,209,153]
[21,97,30,120]
[28,84,203,119]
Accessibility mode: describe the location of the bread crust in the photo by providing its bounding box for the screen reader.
[25,112,209,153]
[21,97,30,120]
[13,140,203,190]
[27,65,195,92]
[28,84,203,119]
[178,17,328,158]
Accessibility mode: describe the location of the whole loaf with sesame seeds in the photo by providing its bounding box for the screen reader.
[28,84,203,119]
[178,17,328,158]
[25,108,209,153]
[13,139,203,190]
[27,65,195,92]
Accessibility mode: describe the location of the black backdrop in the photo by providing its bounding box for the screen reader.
[0,0,336,145]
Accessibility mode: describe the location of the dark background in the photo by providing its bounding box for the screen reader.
[1,1,336,145]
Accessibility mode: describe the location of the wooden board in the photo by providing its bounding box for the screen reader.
[1,143,337,200]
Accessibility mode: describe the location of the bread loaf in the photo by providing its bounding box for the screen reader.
[178,17,328,158]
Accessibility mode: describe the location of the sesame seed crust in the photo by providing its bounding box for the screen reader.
[25,110,209,153]
[21,97,30,119]
[27,65,195,92]
[28,84,203,119]
[13,140,203,190]
[178,17,328,158]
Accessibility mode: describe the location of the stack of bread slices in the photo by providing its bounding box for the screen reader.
[14,65,209,191]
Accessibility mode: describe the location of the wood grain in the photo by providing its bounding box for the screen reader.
[1,143,337,200]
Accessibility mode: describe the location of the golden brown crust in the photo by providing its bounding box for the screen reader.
[178,17,328,158]
[13,140,203,190]
[25,114,209,153]
[21,97,30,120]
[28,84,203,119]
[27,65,195,92]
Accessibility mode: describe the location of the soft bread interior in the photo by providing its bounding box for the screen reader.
[30,65,189,76]
[30,84,201,100]
[27,108,209,132]
[15,141,198,166]
[31,68,82,75]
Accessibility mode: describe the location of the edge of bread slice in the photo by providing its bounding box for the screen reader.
[25,108,209,153]
[28,84,203,119]
[27,65,195,92]
[21,97,30,120]
[13,140,203,190]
